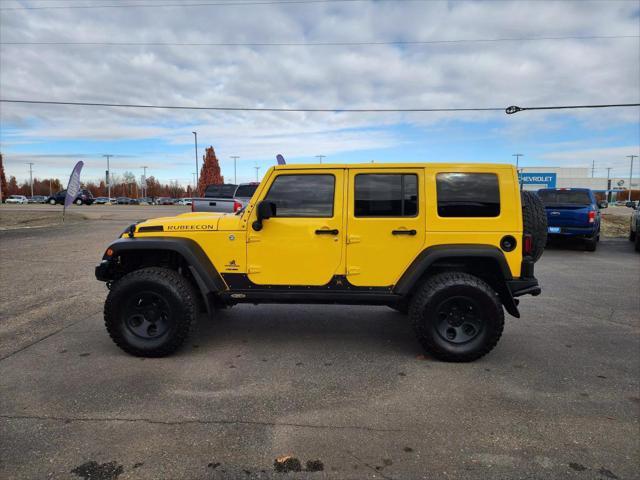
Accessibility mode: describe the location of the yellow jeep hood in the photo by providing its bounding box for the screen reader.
[137,212,225,232]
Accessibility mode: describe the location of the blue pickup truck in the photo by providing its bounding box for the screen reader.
[537,188,607,251]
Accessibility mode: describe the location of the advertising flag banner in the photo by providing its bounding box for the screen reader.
[63,161,84,221]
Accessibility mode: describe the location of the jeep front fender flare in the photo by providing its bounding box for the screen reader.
[96,237,227,310]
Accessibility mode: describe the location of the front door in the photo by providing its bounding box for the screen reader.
[247,170,345,285]
[346,169,426,287]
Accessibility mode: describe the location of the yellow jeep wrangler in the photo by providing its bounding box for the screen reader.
[96,163,546,361]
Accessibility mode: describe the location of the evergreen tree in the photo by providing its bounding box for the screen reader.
[0,153,7,202]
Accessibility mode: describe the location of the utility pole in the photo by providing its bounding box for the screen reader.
[103,155,112,200]
[192,173,196,191]
[192,132,199,189]
[230,156,239,184]
[512,153,523,169]
[512,154,524,189]
[254,166,261,182]
[591,160,595,178]
[315,155,326,164]
[628,155,637,202]
[606,167,612,203]
[141,166,148,198]
[27,162,34,197]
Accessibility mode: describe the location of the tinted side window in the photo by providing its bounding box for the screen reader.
[436,173,500,217]
[265,174,335,217]
[355,174,418,217]
[234,184,259,198]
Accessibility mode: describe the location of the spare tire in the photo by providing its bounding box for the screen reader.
[521,190,547,262]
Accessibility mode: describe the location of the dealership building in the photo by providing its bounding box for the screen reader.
[517,167,637,198]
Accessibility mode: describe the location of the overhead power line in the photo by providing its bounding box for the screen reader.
[2,34,636,47]
[0,0,404,11]
[1,99,638,114]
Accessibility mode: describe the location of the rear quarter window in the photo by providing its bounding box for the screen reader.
[436,173,500,217]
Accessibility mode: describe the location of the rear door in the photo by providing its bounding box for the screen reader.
[345,168,425,287]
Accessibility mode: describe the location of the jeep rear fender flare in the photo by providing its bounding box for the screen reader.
[105,237,226,296]
[394,244,519,318]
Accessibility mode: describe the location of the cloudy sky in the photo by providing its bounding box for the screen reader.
[1,0,639,187]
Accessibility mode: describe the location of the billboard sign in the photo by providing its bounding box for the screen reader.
[518,172,557,188]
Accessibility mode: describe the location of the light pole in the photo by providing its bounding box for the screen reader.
[27,162,34,197]
[512,154,523,189]
[103,155,112,199]
[192,132,199,190]
[141,166,148,198]
[316,155,326,164]
[628,155,637,202]
[192,173,196,192]
[230,156,239,184]
[606,167,612,203]
[254,166,261,182]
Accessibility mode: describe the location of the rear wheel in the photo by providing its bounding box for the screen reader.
[521,190,547,262]
[75,198,83,205]
[409,272,504,362]
[49,198,56,205]
[585,235,597,252]
[104,267,198,357]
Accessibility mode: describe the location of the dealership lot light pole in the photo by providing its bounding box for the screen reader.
[27,162,34,197]
[103,155,112,199]
[628,155,637,202]
[192,132,199,189]
[231,156,239,184]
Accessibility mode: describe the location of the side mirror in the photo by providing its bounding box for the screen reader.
[598,201,608,209]
[252,201,276,231]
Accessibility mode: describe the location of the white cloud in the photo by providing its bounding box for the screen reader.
[0,0,638,182]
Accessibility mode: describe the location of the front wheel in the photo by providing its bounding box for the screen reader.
[49,198,56,205]
[75,198,83,205]
[409,272,504,362]
[104,267,198,357]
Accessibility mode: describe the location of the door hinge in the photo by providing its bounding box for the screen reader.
[347,235,361,244]
[248,266,261,274]
[347,266,361,275]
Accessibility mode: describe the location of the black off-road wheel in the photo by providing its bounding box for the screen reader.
[521,190,547,262]
[104,267,198,357]
[409,272,504,362]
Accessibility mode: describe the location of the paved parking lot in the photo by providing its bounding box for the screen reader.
[0,205,638,479]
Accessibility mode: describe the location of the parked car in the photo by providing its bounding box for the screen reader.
[116,197,133,205]
[94,197,111,204]
[6,195,28,204]
[139,197,154,205]
[191,182,260,213]
[156,197,174,205]
[175,198,192,206]
[629,203,640,252]
[47,189,95,205]
[28,195,48,204]
[538,188,605,251]
[96,163,545,361]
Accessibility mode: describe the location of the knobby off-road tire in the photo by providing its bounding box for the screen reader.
[521,190,547,262]
[409,272,504,362]
[104,267,197,357]
[584,235,598,252]
[635,233,640,252]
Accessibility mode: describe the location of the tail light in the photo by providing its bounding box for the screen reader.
[523,234,533,256]
[588,210,596,223]
[233,201,242,212]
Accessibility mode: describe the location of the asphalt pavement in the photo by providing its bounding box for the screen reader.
[0,205,638,479]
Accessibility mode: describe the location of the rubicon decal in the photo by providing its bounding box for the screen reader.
[166,224,217,231]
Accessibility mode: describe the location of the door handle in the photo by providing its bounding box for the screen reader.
[392,229,417,236]
[315,229,339,235]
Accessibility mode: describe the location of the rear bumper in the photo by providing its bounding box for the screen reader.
[547,226,597,237]
[507,258,541,298]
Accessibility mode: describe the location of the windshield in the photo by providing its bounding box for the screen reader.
[204,184,237,198]
[538,190,591,206]
[234,184,259,198]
